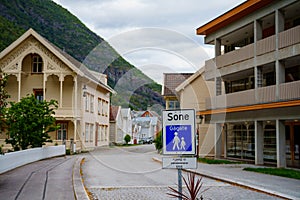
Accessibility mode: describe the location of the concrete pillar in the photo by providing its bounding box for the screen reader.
[223,123,227,159]
[275,9,285,101]
[254,20,263,103]
[276,119,286,168]
[276,60,285,99]
[215,38,221,57]
[255,121,264,165]
[215,123,222,159]
[275,9,285,36]
[254,19,263,42]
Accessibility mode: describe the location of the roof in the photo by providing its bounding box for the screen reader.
[0,28,115,93]
[133,116,158,125]
[176,68,204,92]
[132,110,160,119]
[121,108,131,118]
[196,0,273,35]
[162,73,193,96]
[110,105,121,121]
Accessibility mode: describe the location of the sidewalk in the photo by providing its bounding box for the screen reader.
[152,156,300,200]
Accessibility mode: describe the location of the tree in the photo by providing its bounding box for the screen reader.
[154,131,162,151]
[0,70,9,131]
[124,134,131,144]
[5,94,59,150]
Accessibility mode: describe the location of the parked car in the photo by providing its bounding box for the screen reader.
[144,137,153,144]
[139,137,153,144]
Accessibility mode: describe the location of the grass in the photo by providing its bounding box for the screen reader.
[198,157,242,164]
[197,157,300,180]
[244,167,300,180]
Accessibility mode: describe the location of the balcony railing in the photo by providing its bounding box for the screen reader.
[279,26,300,49]
[55,107,75,117]
[279,81,300,101]
[205,25,300,71]
[206,80,300,110]
[216,44,254,68]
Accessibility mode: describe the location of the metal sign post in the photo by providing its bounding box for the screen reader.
[162,109,197,200]
[178,168,182,200]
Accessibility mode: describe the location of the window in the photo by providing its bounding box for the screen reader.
[168,100,180,110]
[102,100,105,115]
[97,125,101,142]
[33,89,43,101]
[103,101,108,116]
[226,123,255,160]
[57,122,67,140]
[285,65,300,82]
[90,124,94,142]
[85,123,89,142]
[104,125,108,141]
[32,54,43,73]
[85,93,90,112]
[98,98,102,115]
[101,125,105,141]
[90,95,94,113]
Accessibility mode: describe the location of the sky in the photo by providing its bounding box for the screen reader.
[53,0,243,84]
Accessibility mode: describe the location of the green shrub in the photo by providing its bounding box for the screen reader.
[66,149,70,155]
[154,131,162,151]
[124,134,131,144]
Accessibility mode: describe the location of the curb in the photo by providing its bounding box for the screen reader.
[152,157,293,200]
[72,157,90,200]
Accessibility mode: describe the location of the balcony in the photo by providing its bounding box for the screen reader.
[206,80,300,110]
[54,107,75,118]
[205,26,300,80]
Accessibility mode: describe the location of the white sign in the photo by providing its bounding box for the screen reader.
[162,157,197,169]
[162,109,196,155]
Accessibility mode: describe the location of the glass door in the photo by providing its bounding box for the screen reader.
[286,122,300,168]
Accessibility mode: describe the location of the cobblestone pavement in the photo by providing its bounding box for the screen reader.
[89,182,281,200]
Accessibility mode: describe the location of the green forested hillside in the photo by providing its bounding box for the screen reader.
[0,0,164,110]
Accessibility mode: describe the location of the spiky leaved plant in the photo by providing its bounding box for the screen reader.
[167,172,209,200]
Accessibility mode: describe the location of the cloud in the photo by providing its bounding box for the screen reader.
[53,0,242,84]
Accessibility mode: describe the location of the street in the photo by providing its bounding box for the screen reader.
[0,156,76,200]
[82,144,280,200]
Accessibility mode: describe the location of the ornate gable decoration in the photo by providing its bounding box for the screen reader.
[0,33,74,76]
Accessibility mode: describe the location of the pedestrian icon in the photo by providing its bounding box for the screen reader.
[165,125,192,152]
[172,132,180,150]
[180,137,186,150]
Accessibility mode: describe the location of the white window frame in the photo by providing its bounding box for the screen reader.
[85,123,89,142]
[90,124,94,142]
[90,95,94,113]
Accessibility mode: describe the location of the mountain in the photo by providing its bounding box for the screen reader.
[0,0,165,111]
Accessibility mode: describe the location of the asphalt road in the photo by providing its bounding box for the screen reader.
[0,156,76,200]
[82,144,280,200]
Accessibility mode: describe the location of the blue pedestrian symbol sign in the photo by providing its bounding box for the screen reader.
[162,109,196,155]
[165,125,192,152]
